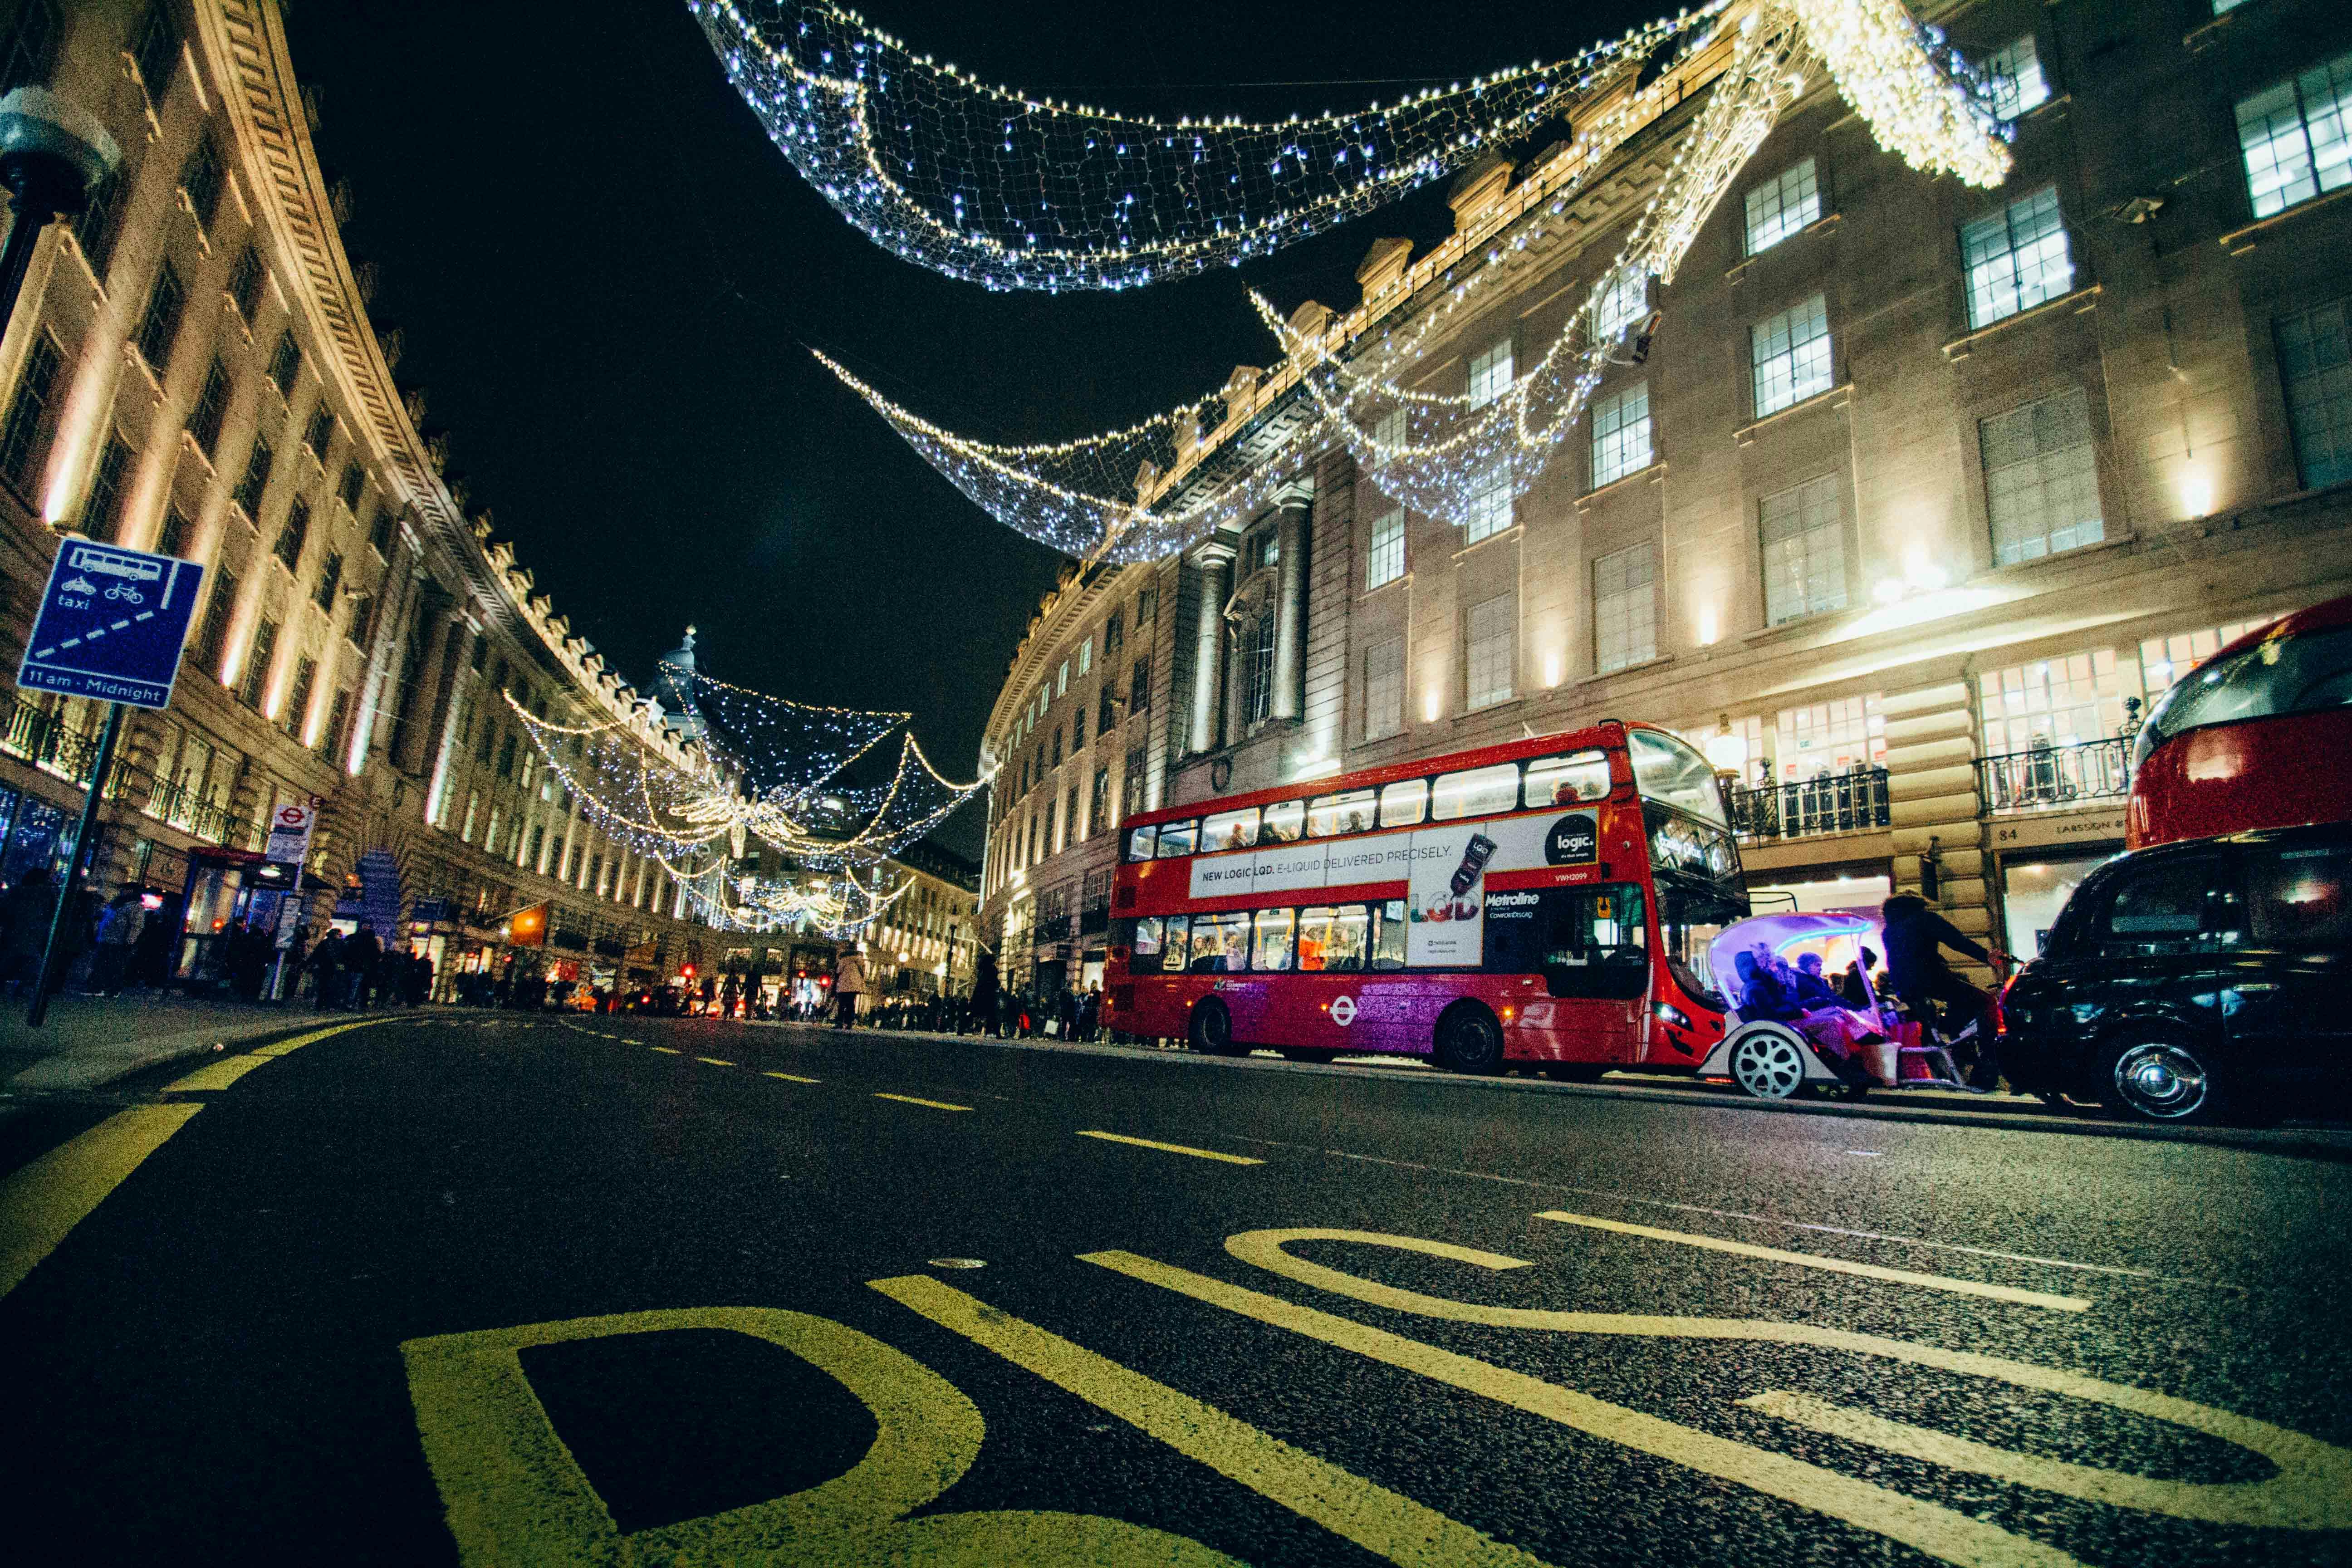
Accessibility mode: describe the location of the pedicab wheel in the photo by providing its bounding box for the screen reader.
[2102,1033,2226,1124]
[1188,999,1246,1057]
[1726,1028,1809,1101]
[1431,1003,1505,1075]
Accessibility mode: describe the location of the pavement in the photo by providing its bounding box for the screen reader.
[0,992,372,1092]
[5,1012,2350,1566]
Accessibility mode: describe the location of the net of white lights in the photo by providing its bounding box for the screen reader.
[664,856,912,939]
[691,0,1717,292]
[804,0,2007,554]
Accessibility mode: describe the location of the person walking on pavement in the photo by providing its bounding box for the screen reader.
[832,947,868,1029]
[343,925,381,1009]
[307,929,344,1012]
[1880,894,2011,1090]
[132,893,182,995]
[92,886,143,995]
[966,949,1000,1038]
[0,869,55,996]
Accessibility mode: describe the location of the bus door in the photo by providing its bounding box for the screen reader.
[1488,884,1651,1063]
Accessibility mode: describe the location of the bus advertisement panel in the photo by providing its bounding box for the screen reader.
[1106,723,1746,1076]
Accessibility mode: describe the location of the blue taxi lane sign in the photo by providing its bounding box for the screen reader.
[17,541,205,710]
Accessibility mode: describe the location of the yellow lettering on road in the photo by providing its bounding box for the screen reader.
[0,1103,202,1299]
[400,1305,1240,1566]
[873,1093,970,1112]
[872,1273,1554,1568]
[164,1055,273,1092]
[1092,1245,2080,1568]
[696,1057,737,1067]
[1534,1210,2092,1313]
[763,1070,821,1084]
[1215,1229,2352,1537]
[1076,1131,1263,1166]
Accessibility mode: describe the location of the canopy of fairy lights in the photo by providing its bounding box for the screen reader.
[709,0,2011,556]
[511,653,983,936]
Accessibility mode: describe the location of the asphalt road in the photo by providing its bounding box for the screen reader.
[5,1012,2350,1567]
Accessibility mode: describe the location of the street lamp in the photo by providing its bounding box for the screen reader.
[0,88,119,334]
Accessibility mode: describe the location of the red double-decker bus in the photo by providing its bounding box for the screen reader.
[2127,594,2352,850]
[1105,723,1749,1075]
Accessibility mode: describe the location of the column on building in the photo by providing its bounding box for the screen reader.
[1880,677,1994,978]
[1270,495,1310,722]
[1187,540,1233,754]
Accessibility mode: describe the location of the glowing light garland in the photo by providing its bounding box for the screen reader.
[804,0,2007,554]
[692,0,1716,291]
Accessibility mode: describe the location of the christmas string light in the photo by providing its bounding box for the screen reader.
[691,0,1718,291]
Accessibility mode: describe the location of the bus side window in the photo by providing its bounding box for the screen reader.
[1128,916,1164,973]
[1204,806,1260,854]
[1431,763,1521,822]
[1252,908,1297,971]
[1260,800,1306,843]
[1126,824,1158,862]
[1308,789,1377,837]
[1372,899,1408,970]
[1156,819,1198,858]
[1524,750,1611,807]
[1189,911,1248,972]
[1161,914,1191,975]
[1541,885,1649,1000]
[1299,904,1369,971]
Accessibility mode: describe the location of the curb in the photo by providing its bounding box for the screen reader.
[3,1010,375,1093]
[727,1017,2352,1158]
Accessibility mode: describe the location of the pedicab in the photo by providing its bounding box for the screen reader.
[1694,910,1968,1101]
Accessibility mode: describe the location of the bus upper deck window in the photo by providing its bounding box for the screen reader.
[1431,763,1520,821]
[1126,824,1158,862]
[1260,800,1306,843]
[1308,789,1377,837]
[1525,750,1611,808]
[1156,819,1198,858]
[1204,807,1260,853]
[1380,779,1428,827]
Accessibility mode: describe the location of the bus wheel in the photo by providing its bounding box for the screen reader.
[1189,1000,1244,1057]
[1727,1029,1808,1101]
[1432,1004,1504,1075]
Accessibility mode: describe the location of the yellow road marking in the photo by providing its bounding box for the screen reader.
[650,1046,681,1054]
[1534,1210,2093,1313]
[0,1103,203,1299]
[874,1093,970,1112]
[253,1019,387,1057]
[872,1274,1555,1568]
[621,1038,644,1044]
[1077,1130,1263,1166]
[763,1071,821,1084]
[696,1057,736,1067]
[1091,1245,2083,1568]
[164,1054,273,1092]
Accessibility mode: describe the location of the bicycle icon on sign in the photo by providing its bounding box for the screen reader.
[103,583,144,604]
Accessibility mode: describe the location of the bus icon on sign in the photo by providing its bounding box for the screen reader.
[69,545,164,584]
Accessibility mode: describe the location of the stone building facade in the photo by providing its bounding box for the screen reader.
[978,0,2352,996]
[0,0,775,991]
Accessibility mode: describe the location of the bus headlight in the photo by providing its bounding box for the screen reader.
[1653,1001,1690,1029]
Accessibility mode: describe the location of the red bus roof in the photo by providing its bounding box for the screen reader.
[1121,719,1678,827]
[2205,592,2352,664]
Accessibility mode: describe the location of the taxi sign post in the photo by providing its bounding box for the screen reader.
[19,540,206,1027]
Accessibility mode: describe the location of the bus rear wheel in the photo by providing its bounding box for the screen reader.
[1432,1004,1504,1075]
[1189,1000,1245,1057]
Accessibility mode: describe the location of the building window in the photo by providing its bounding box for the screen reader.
[0,333,61,492]
[1097,682,1115,735]
[1078,632,1093,676]
[1245,526,1279,573]
[1751,293,1831,417]
[240,619,278,709]
[132,0,177,99]
[1962,186,2073,329]
[1366,506,1404,588]
[304,407,335,459]
[135,262,186,373]
[1049,726,1062,768]
[0,0,61,93]
[339,461,364,510]
[1744,157,1822,256]
[1983,36,2050,122]
[1091,766,1112,835]
[233,432,273,514]
[83,435,133,542]
[195,571,237,674]
[1595,268,1648,343]
[1980,649,2129,756]
[158,505,191,559]
[1593,542,1657,674]
[1464,471,1513,544]
[1123,744,1147,816]
[180,134,225,232]
[1364,637,1404,742]
[2212,0,2251,12]
[1129,656,1152,712]
[1980,387,2102,564]
[1065,784,1082,848]
[1464,595,1515,710]
[2277,300,2352,491]
[1105,610,1123,655]
[1759,474,1847,626]
[2235,52,2352,220]
[1591,382,1652,488]
[369,505,395,555]
[268,331,301,397]
[190,359,232,457]
[275,498,311,570]
[283,657,317,739]
[1056,658,1068,697]
[1241,612,1277,725]
[1774,696,1887,780]
[1467,338,1514,407]
[74,168,126,284]
[346,593,372,646]
[229,247,265,319]
[315,550,343,612]
[1071,701,1087,752]
[324,688,352,759]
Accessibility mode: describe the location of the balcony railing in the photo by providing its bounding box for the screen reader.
[1976,737,2133,814]
[1726,767,1892,843]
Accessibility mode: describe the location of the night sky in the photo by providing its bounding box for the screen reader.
[287,0,1652,854]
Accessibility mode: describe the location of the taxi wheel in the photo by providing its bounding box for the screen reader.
[2102,1032,2229,1124]
[1189,1000,1245,1057]
[1432,1004,1505,1075]
[1727,1029,1809,1101]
